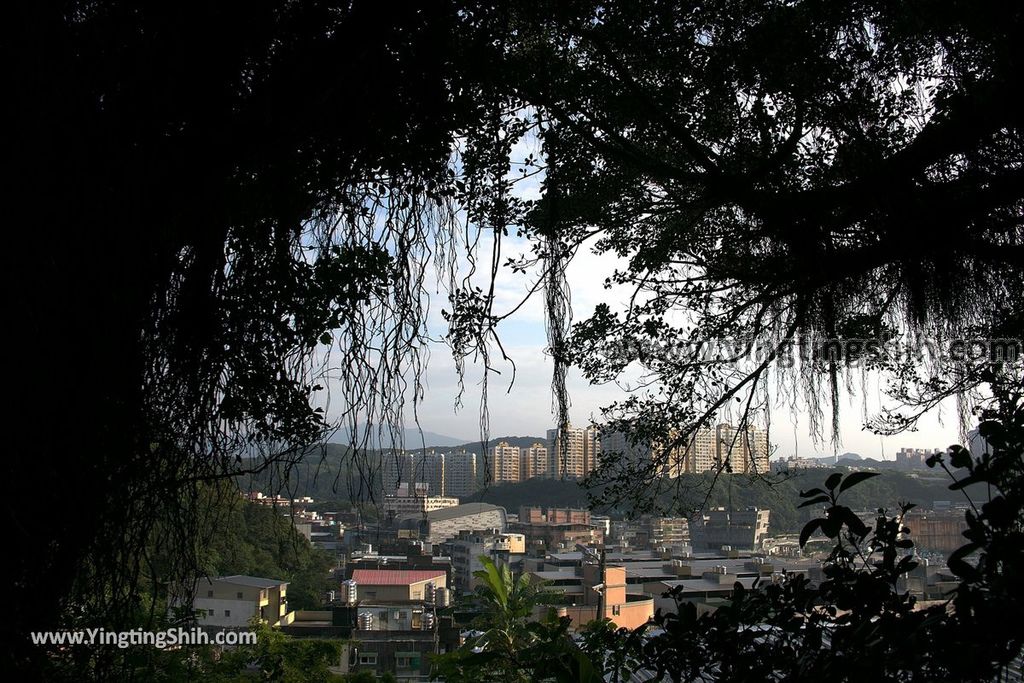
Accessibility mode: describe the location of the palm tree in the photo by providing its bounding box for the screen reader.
[431,557,602,682]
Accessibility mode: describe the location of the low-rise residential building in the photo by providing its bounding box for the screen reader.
[444,530,527,594]
[191,575,289,629]
[345,549,453,588]
[350,569,447,603]
[903,510,970,554]
[774,455,829,472]
[689,507,770,552]
[243,491,292,506]
[383,483,460,518]
[341,567,461,680]
[646,516,690,549]
[349,608,461,680]
[528,560,654,630]
[512,507,604,551]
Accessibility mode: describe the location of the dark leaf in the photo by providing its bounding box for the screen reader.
[799,519,823,548]
[948,446,972,470]
[840,507,869,537]
[822,517,842,538]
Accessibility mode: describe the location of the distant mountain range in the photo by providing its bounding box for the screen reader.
[327,427,470,449]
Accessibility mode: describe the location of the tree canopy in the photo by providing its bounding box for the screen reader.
[451,0,1024,509]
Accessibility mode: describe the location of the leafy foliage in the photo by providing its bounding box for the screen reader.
[432,557,602,682]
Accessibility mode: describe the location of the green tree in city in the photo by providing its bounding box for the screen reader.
[432,557,605,682]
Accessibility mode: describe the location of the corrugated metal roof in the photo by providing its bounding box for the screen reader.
[425,502,505,522]
[351,569,446,586]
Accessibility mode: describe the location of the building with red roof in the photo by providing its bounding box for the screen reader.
[350,568,447,602]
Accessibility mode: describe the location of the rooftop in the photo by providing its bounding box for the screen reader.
[351,569,447,586]
[209,575,288,589]
[425,502,505,522]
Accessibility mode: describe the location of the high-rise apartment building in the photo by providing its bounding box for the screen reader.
[444,450,479,498]
[895,447,941,470]
[520,442,549,480]
[411,451,445,496]
[601,423,769,476]
[381,452,414,495]
[600,430,651,464]
[547,423,602,480]
[683,427,717,474]
[490,441,521,484]
[380,451,445,495]
[714,423,769,474]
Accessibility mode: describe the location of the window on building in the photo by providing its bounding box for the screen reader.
[224,610,231,617]
[236,591,243,599]
[396,655,416,669]
[359,653,377,666]
[612,605,621,616]
[395,611,407,620]
[207,590,213,598]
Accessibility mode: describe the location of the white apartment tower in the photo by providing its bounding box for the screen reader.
[444,450,479,498]
[520,442,550,480]
[547,423,602,480]
[490,441,522,484]
[714,423,770,474]
[600,423,769,476]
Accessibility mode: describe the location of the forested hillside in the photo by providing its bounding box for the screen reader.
[203,495,336,610]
